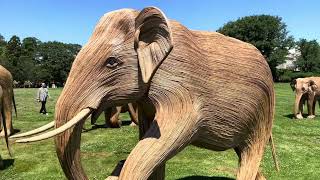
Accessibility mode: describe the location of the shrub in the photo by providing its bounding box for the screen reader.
[277,70,320,82]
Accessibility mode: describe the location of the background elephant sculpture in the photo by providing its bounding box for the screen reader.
[291,77,320,119]
[0,65,17,137]
[0,75,12,169]
[15,7,279,180]
[91,103,138,128]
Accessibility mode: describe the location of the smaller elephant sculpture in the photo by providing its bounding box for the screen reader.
[291,77,320,119]
[91,103,138,128]
[0,65,17,137]
[11,103,138,139]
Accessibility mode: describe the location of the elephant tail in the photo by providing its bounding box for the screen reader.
[12,90,17,118]
[269,133,279,171]
[1,104,12,157]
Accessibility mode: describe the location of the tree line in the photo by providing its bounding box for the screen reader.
[0,35,81,87]
[1,14,319,85]
[217,15,320,81]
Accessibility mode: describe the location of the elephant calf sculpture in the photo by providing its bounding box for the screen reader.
[291,77,320,119]
[0,65,17,137]
[15,7,278,180]
[91,103,138,128]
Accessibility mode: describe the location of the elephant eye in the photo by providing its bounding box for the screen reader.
[302,87,305,91]
[105,57,121,68]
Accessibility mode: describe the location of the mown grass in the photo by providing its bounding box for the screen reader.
[0,83,320,179]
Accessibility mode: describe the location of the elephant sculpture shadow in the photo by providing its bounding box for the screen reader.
[0,159,14,170]
[109,161,235,180]
[177,176,234,180]
[283,113,310,119]
[8,128,21,136]
[82,119,134,133]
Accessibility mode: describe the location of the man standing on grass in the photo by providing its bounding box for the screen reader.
[37,83,49,115]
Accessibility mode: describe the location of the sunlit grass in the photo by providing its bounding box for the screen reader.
[0,84,320,179]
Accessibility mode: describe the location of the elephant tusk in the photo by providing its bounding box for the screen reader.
[10,121,55,139]
[16,108,92,143]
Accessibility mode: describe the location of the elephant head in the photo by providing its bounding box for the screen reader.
[292,78,318,119]
[14,7,172,179]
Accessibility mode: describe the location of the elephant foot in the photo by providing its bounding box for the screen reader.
[129,122,137,127]
[255,171,266,180]
[105,176,118,180]
[0,129,12,137]
[295,114,303,119]
[307,115,316,119]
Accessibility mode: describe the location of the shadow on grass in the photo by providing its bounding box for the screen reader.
[177,176,234,180]
[283,113,316,119]
[0,159,14,170]
[283,114,296,119]
[82,120,134,133]
[121,120,134,126]
[8,128,21,136]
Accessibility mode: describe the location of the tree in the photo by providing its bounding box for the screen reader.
[295,39,320,72]
[37,41,81,83]
[0,34,7,65]
[217,15,294,80]
[20,37,42,81]
[6,35,22,66]
[0,34,6,47]
[5,35,23,81]
[0,34,81,84]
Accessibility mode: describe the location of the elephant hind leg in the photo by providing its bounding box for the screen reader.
[235,139,266,180]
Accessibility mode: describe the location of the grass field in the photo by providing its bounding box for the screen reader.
[0,83,320,179]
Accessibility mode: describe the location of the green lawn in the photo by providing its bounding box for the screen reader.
[0,83,320,179]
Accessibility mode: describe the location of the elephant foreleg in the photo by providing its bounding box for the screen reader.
[235,138,268,180]
[118,109,198,180]
[108,106,122,128]
[299,97,304,115]
[137,101,164,180]
[0,90,13,137]
[307,94,316,119]
[128,103,138,126]
[312,99,316,116]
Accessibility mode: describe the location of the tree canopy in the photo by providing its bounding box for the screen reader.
[295,39,320,72]
[217,15,294,80]
[0,34,81,86]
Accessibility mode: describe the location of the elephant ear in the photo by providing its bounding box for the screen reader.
[290,79,297,91]
[309,80,318,91]
[134,7,173,83]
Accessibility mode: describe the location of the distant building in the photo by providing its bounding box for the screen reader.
[276,48,300,71]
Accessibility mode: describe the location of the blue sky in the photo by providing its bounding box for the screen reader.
[0,0,319,45]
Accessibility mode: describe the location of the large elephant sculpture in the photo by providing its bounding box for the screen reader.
[91,103,138,128]
[0,65,17,137]
[15,7,278,180]
[291,77,320,119]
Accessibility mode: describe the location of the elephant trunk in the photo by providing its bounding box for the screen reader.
[54,97,89,180]
[294,93,303,119]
